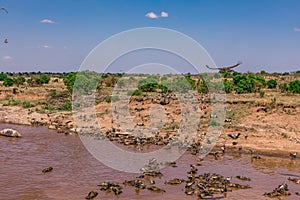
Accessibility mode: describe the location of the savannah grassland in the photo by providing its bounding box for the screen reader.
[0,71,299,156]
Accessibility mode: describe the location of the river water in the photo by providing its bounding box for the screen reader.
[0,124,299,200]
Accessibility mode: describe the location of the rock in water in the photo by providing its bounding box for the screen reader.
[42,167,53,173]
[85,191,98,199]
[0,128,22,138]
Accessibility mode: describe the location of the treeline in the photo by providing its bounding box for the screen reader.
[219,70,300,94]
[0,72,51,87]
[61,70,300,95]
[1,70,300,95]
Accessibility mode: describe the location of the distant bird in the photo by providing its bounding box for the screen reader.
[0,7,8,13]
[289,152,297,159]
[4,39,8,44]
[206,61,242,71]
[228,133,241,140]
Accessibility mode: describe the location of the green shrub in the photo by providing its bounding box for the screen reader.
[279,83,289,92]
[0,72,7,81]
[3,77,14,87]
[63,71,99,94]
[117,79,125,88]
[138,76,160,92]
[223,79,234,93]
[105,96,112,103]
[267,79,277,89]
[22,101,32,108]
[184,74,196,89]
[288,80,300,93]
[59,101,72,111]
[128,89,143,96]
[36,74,50,84]
[14,76,25,86]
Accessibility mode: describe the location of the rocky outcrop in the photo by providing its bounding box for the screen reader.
[0,128,22,138]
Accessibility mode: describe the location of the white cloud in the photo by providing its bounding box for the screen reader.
[3,56,12,60]
[161,11,168,18]
[294,27,300,32]
[40,45,52,49]
[145,12,159,19]
[40,19,56,24]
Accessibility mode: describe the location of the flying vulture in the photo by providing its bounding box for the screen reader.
[0,8,8,13]
[206,61,242,71]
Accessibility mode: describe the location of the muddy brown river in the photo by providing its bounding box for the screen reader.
[0,124,299,200]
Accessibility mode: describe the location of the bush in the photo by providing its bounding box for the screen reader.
[63,71,99,94]
[14,76,25,86]
[267,79,277,89]
[36,74,50,84]
[184,74,196,89]
[117,79,125,88]
[279,83,289,92]
[223,79,234,93]
[288,80,300,93]
[138,76,160,92]
[0,72,7,81]
[3,77,14,87]
[128,89,143,96]
[59,101,72,111]
[22,101,32,108]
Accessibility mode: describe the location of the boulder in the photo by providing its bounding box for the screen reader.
[0,128,22,138]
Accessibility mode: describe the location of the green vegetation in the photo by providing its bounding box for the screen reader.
[14,76,25,86]
[3,77,14,87]
[0,72,8,81]
[63,71,99,94]
[36,74,50,84]
[279,80,300,94]
[127,89,144,96]
[59,101,72,111]
[288,80,300,93]
[22,101,32,108]
[267,79,277,89]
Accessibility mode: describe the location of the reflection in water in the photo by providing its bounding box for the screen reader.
[0,124,299,200]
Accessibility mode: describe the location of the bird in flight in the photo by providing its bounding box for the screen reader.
[0,7,8,13]
[206,61,242,71]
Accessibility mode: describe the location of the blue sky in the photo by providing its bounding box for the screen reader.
[0,0,300,73]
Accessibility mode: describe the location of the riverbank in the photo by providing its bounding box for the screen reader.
[1,96,299,158]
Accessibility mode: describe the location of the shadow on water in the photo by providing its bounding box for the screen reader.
[0,123,300,200]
